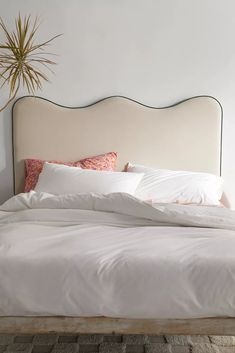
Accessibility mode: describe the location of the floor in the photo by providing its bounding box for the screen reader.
[0,334,234,353]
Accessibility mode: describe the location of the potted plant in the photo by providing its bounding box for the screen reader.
[0,14,61,112]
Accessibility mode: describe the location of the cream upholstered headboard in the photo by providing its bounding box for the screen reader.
[12,95,222,194]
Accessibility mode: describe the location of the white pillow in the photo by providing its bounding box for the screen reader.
[35,162,144,195]
[127,163,224,206]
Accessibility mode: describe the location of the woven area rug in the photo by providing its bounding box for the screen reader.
[0,334,235,353]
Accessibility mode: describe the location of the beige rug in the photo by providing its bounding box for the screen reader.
[0,333,234,353]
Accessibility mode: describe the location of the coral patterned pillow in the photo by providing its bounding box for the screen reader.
[24,152,117,192]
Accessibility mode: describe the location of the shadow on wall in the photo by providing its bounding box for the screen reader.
[0,105,14,204]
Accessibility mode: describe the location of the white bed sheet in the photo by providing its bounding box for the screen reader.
[0,191,235,319]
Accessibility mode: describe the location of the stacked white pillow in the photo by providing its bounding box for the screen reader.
[35,162,144,195]
[127,163,224,206]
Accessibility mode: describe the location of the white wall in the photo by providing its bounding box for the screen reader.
[1,0,235,207]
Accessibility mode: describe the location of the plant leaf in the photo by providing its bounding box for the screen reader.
[0,14,62,100]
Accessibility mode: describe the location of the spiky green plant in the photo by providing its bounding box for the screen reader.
[0,14,61,112]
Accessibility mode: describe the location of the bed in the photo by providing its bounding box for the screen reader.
[1,95,235,335]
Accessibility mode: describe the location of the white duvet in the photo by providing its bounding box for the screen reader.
[0,191,235,319]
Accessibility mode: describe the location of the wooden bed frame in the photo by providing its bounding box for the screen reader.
[1,95,233,335]
[1,316,235,335]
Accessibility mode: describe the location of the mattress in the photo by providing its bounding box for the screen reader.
[0,191,235,319]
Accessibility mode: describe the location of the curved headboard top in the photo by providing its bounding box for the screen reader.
[12,95,222,194]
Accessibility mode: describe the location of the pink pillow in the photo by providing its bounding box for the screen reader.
[24,152,117,192]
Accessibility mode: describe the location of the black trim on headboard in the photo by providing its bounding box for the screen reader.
[11,95,223,194]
